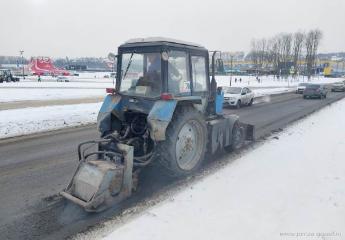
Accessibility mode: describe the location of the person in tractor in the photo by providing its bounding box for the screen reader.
[136,53,161,93]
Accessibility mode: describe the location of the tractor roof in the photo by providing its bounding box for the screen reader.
[119,37,207,50]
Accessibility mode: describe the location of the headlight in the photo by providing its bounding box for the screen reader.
[229,97,236,101]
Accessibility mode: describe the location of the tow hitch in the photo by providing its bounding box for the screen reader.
[60,139,133,212]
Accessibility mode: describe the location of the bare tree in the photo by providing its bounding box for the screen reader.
[270,35,284,76]
[305,29,322,78]
[249,39,258,65]
[248,29,322,78]
[292,31,304,75]
[258,38,267,67]
[280,33,293,76]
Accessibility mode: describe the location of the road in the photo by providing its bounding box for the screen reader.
[0,91,344,239]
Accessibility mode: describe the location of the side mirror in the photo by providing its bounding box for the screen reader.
[241,92,246,95]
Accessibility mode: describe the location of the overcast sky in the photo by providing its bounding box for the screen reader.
[0,0,344,58]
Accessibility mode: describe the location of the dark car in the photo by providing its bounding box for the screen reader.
[303,84,328,99]
[331,82,345,92]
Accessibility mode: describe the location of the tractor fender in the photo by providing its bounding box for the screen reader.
[147,100,178,141]
[97,94,123,135]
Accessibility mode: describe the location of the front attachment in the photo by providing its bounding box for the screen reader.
[61,141,133,212]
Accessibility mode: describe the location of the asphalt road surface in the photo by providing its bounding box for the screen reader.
[0,91,344,239]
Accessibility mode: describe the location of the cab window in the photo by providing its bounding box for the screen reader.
[167,51,191,95]
[119,52,162,98]
[191,56,207,92]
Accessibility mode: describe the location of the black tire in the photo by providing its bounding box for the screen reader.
[157,106,207,177]
[236,100,241,109]
[303,95,307,99]
[248,98,253,106]
[224,121,245,153]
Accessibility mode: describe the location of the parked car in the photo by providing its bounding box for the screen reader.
[331,82,345,92]
[223,86,255,108]
[295,83,309,94]
[303,84,328,99]
[56,76,70,82]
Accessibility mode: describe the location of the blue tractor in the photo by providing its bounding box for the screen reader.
[61,38,254,212]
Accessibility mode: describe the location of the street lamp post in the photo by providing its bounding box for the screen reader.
[230,55,233,86]
[19,50,24,79]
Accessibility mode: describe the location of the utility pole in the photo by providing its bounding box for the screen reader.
[19,50,24,79]
[229,55,233,86]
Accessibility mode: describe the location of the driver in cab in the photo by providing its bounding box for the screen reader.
[137,53,161,93]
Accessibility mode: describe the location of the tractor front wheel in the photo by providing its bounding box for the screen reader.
[158,106,207,177]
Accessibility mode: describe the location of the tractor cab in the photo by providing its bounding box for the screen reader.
[115,37,210,101]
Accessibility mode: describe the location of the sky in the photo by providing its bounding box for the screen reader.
[0,0,344,58]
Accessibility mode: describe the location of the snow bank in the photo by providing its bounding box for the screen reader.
[0,103,102,139]
[88,98,345,240]
[253,87,292,97]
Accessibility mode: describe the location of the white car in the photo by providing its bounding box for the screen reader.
[223,87,255,108]
[296,83,308,94]
[56,76,70,82]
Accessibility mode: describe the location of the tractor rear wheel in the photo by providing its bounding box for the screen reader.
[157,106,207,177]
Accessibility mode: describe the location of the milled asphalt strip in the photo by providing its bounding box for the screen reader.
[0,97,104,110]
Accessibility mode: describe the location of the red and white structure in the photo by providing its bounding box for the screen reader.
[28,57,70,76]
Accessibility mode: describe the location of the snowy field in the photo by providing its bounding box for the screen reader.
[76,97,345,240]
[0,88,107,102]
[0,103,102,139]
[0,75,114,102]
[216,75,344,88]
[1,74,343,103]
[0,74,343,139]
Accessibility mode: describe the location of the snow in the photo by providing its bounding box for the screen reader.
[0,88,107,102]
[0,77,113,102]
[0,103,102,139]
[0,74,342,139]
[82,98,345,240]
[216,75,344,88]
[2,74,342,103]
[252,87,292,96]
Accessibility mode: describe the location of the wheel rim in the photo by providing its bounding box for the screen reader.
[175,120,203,171]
